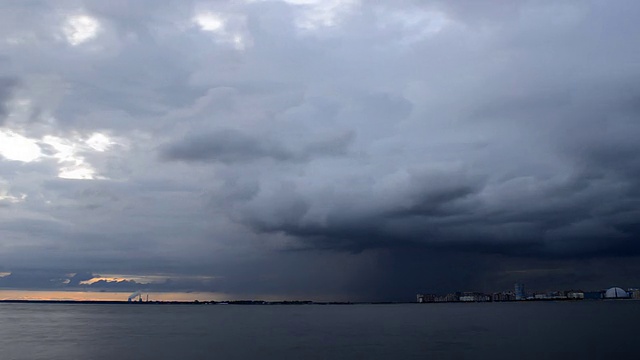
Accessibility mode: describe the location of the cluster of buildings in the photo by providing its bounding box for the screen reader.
[416,284,640,303]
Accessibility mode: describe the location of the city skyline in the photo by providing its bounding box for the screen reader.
[417,283,640,303]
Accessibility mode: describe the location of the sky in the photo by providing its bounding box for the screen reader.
[1,0,640,301]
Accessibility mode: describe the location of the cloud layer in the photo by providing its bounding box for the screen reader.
[1,0,640,300]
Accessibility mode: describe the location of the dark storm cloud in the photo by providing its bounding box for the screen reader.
[161,129,293,163]
[231,171,483,251]
[221,79,640,260]
[161,129,354,163]
[231,143,640,259]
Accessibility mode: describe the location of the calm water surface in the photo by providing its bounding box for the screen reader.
[0,301,637,359]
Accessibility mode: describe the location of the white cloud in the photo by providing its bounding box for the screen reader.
[0,128,116,180]
[57,166,96,180]
[193,12,225,33]
[86,132,114,152]
[42,134,113,180]
[63,15,100,46]
[192,11,250,50]
[0,130,42,162]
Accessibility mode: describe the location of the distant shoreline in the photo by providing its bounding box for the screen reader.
[0,300,354,305]
[0,299,637,305]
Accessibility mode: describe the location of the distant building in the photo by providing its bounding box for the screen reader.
[459,292,491,302]
[459,292,477,302]
[629,289,640,300]
[605,287,629,299]
[433,293,459,302]
[433,294,456,302]
[566,291,584,300]
[492,292,515,302]
[416,294,436,303]
[447,293,460,302]
[515,283,526,300]
[546,291,566,299]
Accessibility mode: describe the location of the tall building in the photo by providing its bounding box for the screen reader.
[515,283,525,300]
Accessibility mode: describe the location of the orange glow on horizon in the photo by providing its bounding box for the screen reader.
[0,290,227,302]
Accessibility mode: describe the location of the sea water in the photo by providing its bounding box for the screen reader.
[0,301,637,359]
